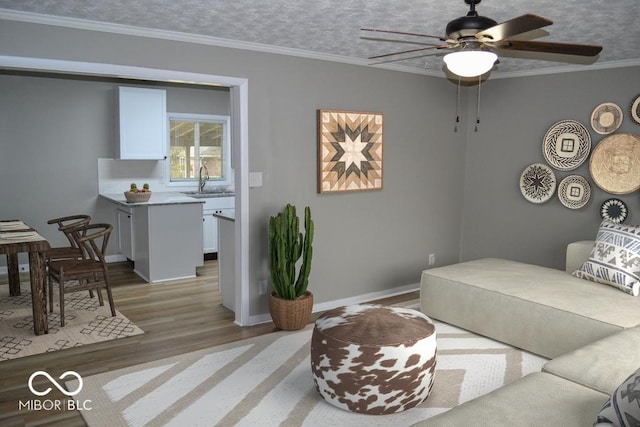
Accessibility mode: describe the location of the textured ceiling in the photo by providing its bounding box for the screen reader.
[1,0,639,76]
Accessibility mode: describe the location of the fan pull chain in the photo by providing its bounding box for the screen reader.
[475,75,482,132]
[454,77,461,132]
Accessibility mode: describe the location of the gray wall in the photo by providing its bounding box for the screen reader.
[0,74,114,253]
[460,67,640,269]
[1,20,466,318]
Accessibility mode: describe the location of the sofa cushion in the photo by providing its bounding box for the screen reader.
[410,372,608,427]
[573,221,640,296]
[421,258,640,358]
[543,326,640,395]
[566,240,595,273]
[594,367,640,427]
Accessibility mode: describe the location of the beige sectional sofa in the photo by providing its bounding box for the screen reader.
[414,241,640,426]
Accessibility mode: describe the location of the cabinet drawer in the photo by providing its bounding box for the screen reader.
[201,196,234,211]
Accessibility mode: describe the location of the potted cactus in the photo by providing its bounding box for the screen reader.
[268,204,314,330]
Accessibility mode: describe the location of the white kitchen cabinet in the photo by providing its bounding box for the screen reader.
[116,206,134,260]
[201,196,234,254]
[117,86,167,160]
[202,214,217,253]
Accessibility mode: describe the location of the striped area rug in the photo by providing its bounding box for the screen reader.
[72,304,547,426]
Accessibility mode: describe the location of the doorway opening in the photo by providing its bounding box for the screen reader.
[0,55,250,326]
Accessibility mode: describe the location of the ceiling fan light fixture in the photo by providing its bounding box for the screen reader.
[443,50,498,77]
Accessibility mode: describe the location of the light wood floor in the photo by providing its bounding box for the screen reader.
[0,260,418,426]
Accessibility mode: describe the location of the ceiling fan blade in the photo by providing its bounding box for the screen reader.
[496,39,602,56]
[476,14,552,41]
[360,36,445,48]
[361,28,446,41]
[369,49,449,65]
[368,45,448,60]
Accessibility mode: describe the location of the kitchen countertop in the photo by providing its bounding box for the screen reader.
[213,210,235,222]
[100,192,205,207]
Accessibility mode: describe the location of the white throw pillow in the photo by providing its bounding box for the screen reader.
[573,221,640,296]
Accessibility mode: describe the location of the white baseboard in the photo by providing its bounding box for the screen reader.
[247,282,420,326]
[106,254,128,263]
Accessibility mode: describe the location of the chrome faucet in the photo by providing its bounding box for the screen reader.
[199,165,209,193]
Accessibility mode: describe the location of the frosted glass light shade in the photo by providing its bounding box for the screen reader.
[443,51,498,77]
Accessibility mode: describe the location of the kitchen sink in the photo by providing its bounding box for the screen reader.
[181,191,235,198]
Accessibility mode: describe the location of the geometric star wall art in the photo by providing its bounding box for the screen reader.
[317,110,383,193]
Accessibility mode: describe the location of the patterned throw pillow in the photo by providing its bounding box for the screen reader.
[573,221,640,296]
[594,367,640,427]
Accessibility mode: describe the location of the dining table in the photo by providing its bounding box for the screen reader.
[0,220,50,335]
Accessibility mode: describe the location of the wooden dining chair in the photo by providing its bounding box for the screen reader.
[48,223,116,327]
[45,215,91,263]
[46,214,93,306]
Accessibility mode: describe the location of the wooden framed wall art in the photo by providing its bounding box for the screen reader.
[317,110,384,194]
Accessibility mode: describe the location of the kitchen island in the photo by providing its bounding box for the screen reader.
[100,192,204,283]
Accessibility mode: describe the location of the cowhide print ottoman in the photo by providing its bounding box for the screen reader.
[310,304,437,415]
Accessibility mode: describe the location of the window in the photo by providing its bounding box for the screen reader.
[167,113,231,185]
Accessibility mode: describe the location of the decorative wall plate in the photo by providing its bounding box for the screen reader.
[519,163,556,204]
[542,120,591,171]
[590,102,623,134]
[631,95,640,125]
[589,133,640,194]
[600,198,628,224]
[557,175,591,209]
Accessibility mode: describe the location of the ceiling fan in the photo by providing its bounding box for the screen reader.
[361,0,602,77]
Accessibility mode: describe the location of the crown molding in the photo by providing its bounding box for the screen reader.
[1,8,638,80]
[489,58,640,79]
[0,9,442,77]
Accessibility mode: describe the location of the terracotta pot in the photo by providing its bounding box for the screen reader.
[269,291,314,330]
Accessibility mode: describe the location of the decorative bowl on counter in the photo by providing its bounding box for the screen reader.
[124,191,152,203]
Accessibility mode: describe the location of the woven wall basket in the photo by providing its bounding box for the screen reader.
[269,291,314,330]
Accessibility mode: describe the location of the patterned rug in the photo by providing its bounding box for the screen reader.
[0,283,143,360]
[72,302,547,427]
